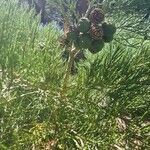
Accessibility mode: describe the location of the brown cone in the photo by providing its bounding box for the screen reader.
[89,8,105,24]
[76,0,89,16]
[89,24,104,40]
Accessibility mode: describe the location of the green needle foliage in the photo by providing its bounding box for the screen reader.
[0,0,150,149]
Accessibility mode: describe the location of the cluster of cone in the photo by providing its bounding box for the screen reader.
[60,8,116,54]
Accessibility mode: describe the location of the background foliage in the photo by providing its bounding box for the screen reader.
[0,0,150,149]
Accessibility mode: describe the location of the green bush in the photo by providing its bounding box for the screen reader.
[0,0,149,149]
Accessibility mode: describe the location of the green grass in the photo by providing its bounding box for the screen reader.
[0,1,150,149]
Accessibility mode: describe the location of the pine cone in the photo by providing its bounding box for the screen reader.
[102,22,116,43]
[78,33,92,49]
[89,24,103,40]
[78,17,91,33]
[76,0,89,16]
[88,39,104,54]
[89,8,105,24]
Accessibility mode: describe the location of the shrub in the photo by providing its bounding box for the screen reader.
[0,0,149,149]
